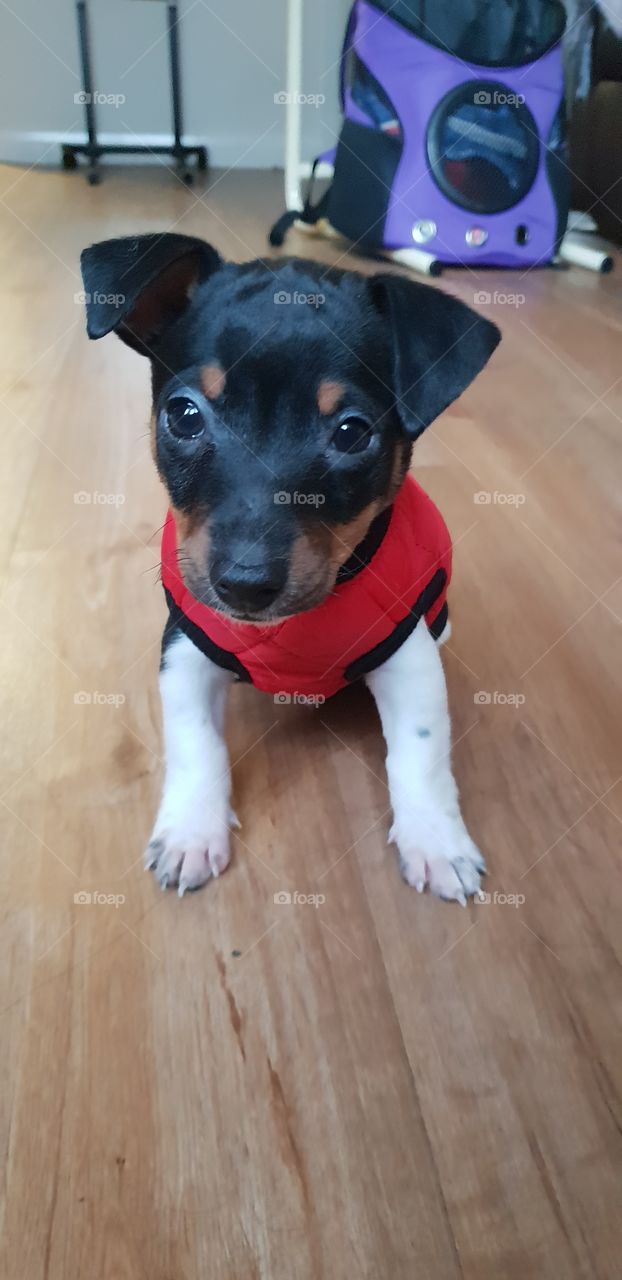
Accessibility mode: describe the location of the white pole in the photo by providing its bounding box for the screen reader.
[284,0,304,211]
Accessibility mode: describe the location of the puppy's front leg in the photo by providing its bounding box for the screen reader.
[145,630,236,895]
[366,623,485,904]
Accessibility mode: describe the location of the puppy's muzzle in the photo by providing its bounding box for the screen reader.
[212,558,287,615]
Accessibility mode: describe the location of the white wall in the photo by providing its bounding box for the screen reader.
[0,0,344,168]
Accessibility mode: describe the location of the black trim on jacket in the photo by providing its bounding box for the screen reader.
[343,570,447,682]
[163,588,251,681]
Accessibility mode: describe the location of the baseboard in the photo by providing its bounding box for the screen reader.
[0,129,285,170]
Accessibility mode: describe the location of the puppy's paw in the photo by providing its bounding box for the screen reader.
[145,806,238,896]
[390,807,486,906]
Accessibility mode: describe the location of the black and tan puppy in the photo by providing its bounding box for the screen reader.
[81,234,499,900]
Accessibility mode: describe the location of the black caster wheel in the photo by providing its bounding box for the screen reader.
[87,169,101,186]
[62,147,77,171]
[175,159,194,185]
[197,148,208,173]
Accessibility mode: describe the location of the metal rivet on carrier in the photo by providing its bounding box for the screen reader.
[466,227,488,247]
[412,220,437,244]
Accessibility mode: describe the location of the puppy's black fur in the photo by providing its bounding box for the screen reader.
[81,235,500,622]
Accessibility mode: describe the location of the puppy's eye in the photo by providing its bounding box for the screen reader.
[331,416,373,455]
[164,396,204,440]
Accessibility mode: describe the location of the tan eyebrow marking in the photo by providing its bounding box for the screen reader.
[317,380,345,415]
[201,364,226,400]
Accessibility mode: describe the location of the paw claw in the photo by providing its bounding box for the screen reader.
[145,839,163,871]
[145,814,231,895]
[393,808,485,905]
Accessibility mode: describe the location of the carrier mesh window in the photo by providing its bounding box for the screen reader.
[427,82,540,213]
[367,0,565,67]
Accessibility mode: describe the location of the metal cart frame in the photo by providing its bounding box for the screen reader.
[61,0,208,185]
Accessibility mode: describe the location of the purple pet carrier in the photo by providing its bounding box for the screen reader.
[270,0,569,271]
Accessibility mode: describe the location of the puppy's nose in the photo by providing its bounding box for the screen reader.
[214,564,285,613]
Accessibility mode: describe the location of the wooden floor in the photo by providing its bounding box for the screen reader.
[0,164,621,1280]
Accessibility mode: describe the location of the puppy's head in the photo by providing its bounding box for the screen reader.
[81,234,499,621]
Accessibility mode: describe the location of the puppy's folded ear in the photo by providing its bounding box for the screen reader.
[80,233,221,355]
[370,274,500,439]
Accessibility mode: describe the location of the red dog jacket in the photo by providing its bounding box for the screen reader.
[161,474,451,701]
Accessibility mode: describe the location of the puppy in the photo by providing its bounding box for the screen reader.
[81,234,499,902]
